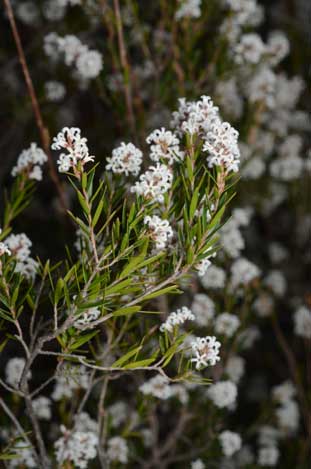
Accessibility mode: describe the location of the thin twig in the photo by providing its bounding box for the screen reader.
[0,397,40,465]
[3,0,67,213]
[113,0,136,137]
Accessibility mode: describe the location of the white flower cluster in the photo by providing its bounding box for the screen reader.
[172,95,240,172]
[191,459,205,469]
[253,292,274,318]
[294,305,311,339]
[45,80,66,102]
[234,33,266,65]
[51,365,89,401]
[171,95,219,136]
[5,357,31,388]
[51,127,94,173]
[106,142,143,176]
[225,355,245,383]
[8,441,36,468]
[190,336,221,369]
[107,436,129,464]
[175,0,202,20]
[206,380,238,409]
[139,374,188,403]
[203,121,240,173]
[160,306,195,332]
[191,293,215,327]
[246,67,277,108]
[220,207,252,258]
[215,312,240,338]
[219,430,242,457]
[230,257,260,288]
[5,233,38,280]
[224,0,264,30]
[270,134,304,181]
[146,128,184,165]
[54,426,98,468]
[144,215,173,250]
[32,396,52,420]
[11,143,47,181]
[264,270,287,297]
[195,257,212,277]
[74,307,101,328]
[44,33,103,81]
[200,264,226,289]
[0,229,11,257]
[257,425,280,466]
[215,78,244,119]
[131,163,173,203]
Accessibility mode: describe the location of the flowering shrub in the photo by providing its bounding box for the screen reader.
[0,0,310,468]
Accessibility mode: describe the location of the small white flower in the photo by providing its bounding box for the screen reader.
[196,258,212,277]
[258,445,279,466]
[230,258,260,287]
[45,81,66,102]
[257,425,281,447]
[203,121,240,173]
[215,312,240,337]
[107,436,128,464]
[54,426,98,468]
[107,401,128,428]
[191,293,215,327]
[219,430,242,457]
[74,307,101,328]
[272,381,296,404]
[191,459,205,469]
[32,396,52,420]
[275,400,300,434]
[253,293,274,318]
[106,142,143,176]
[0,240,11,257]
[131,163,173,203]
[146,128,184,164]
[160,306,195,332]
[7,441,36,468]
[267,31,290,66]
[5,233,38,280]
[234,33,266,65]
[206,380,237,408]
[52,365,89,401]
[140,374,172,400]
[11,143,47,181]
[5,357,31,388]
[190,336,221,369]
[293,305,311,339]
[52,127,94,172]
[76,49,103,80]
[175,0,202,20]
[144,215,173,250]
[225,356,245,383]
[200,265,226,289]
[264,270,287,297]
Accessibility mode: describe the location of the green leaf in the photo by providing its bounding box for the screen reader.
[92,198,104,228]
[105,278,133,296]
[142,285,181,302]
[111,345,142,368]
[69,330,99,351]
[123,358,156,369]
[54,278,64,305]
[113,305,141,317]
[189,186,200,220]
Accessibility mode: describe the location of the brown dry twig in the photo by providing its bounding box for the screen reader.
[3,0,67,214]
